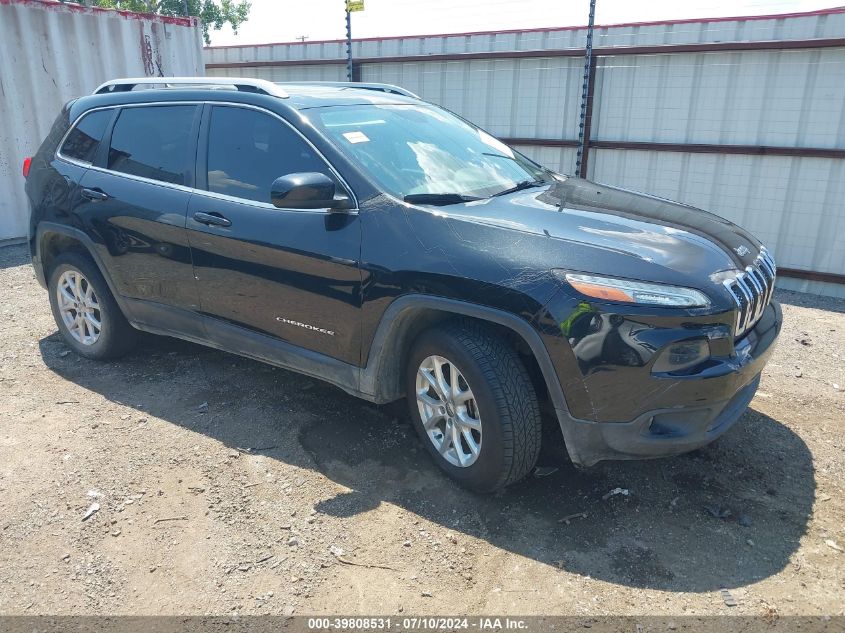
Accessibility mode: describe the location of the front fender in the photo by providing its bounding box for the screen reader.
[359,294,570,414]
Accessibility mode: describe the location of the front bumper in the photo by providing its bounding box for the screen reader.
[553,301,782,467]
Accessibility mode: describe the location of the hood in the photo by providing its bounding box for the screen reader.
[446,177,762,280]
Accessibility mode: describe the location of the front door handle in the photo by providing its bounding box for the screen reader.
[81,187,110,201]
[193,212,232,228]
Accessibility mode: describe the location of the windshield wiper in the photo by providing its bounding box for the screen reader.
[404,193,482,206]
[491,179,547,197]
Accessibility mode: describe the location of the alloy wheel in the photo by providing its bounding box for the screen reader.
[415,354,482,467]
[56,269,102,346]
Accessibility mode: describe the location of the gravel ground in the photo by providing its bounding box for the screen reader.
[0,242,843,617]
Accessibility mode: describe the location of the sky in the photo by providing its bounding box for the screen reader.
[207,0,843,47]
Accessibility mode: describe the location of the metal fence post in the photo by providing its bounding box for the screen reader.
[575,0,596,178]
[346,7,353,82]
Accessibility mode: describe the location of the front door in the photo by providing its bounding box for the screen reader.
[186,104,362,365]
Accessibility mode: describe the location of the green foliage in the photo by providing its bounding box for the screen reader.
[72,0,251,44]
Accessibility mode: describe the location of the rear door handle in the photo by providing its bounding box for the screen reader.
[193,212,232,228]
[81,187,110,201]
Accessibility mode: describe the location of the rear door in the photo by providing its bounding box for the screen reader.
[186,104,362,364]
[73,104,202,322]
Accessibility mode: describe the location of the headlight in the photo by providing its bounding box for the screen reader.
[555,271,711,308]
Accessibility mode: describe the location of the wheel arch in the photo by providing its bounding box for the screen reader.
[35,223,122,307]
[360,295,570,418]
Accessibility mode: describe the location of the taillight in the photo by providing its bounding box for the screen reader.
[22,157,32,178]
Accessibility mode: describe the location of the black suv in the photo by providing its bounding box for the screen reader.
[25,77,782,492]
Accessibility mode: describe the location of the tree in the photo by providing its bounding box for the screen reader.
[72,1,251,44]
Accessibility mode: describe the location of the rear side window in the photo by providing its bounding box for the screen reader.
[60,109,112,164]
[206,106,331,203]
[107,106,197,185]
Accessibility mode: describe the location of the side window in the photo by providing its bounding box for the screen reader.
[107,106,197,186]
[60,109,112,164]
[206,106,332,204]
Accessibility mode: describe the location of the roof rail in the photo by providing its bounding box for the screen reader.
[93,77,289,98]
[278,81,420,99]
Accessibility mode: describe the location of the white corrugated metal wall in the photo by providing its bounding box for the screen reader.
[0,0,204,242]
[207,9,845,296]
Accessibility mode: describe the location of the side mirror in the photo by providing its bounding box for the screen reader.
[270,172,351,211]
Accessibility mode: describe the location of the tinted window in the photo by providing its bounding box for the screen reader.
[206,106,330,203]
[107,106,197,185]
[60,110,112,164]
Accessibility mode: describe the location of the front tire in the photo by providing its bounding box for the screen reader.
[48,251,137,360]
[406,321,542,492]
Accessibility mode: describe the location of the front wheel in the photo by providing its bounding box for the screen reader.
[406,321,542,492]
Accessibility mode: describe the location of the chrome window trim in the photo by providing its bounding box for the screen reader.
[202,102,359,214]
[82,164,198,195]
[190,186,344,214]
[54,106,118,167]
[54,100,359,215]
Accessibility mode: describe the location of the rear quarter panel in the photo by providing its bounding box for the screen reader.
[26,102,87,274]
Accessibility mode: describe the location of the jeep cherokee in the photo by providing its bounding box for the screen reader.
[24,77,782,492]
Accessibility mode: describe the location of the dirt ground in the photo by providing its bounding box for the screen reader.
[0,242,843,617]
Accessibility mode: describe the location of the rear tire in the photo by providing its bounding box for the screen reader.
[406,320,542,492]
[48,251,137,360]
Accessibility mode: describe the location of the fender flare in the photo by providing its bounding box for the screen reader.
[360,294,591,465]
[34,222,127,311]
[360,294,571,416]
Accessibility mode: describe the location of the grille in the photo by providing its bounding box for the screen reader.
[723,247,777,338]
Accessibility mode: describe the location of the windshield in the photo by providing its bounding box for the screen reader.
[309,104,552,202]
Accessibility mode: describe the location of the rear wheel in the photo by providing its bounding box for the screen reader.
[406,321,542,492]
[48,252,137,360]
